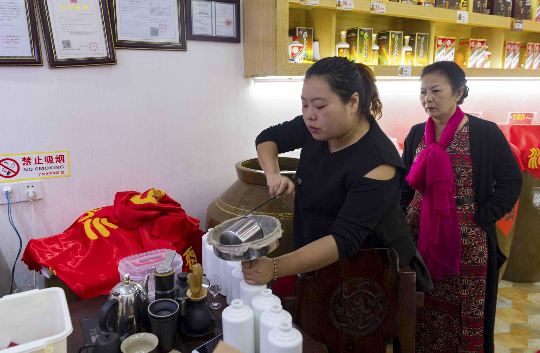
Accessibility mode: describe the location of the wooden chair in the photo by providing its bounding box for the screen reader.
[288,248,422,353]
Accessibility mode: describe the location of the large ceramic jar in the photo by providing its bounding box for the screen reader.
[206,157,298,258]
[503,172,540,283]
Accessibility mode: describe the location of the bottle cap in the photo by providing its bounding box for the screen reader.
[341,31,346,38]
[293,36,299,41]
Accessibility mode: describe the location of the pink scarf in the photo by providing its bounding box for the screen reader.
[406,107,464,280]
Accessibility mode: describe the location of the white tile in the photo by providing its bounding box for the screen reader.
[495,318,511,333]
[495,341,511,353]
[499,280,514,288]
[497,296,513,309]
[529,339,540,349]
[528,293,540,305]
[529,315,540,324]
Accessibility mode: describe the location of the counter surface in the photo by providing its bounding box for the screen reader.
[68,293,324,352]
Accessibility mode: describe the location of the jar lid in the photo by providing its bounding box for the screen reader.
[111,273,143,296]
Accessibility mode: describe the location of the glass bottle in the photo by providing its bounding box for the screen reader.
[336,31,350,58]
[288,36,304,63]
[372,34,379,65]
[402,35,413,65]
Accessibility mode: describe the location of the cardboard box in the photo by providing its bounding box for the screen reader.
[460,0,468,10]
[346,28,373,65]
[503,41,514,68]
[473,0,487,12]
[445,37,457,62]
[511,42,521,69]
[456,38,478,67]
[504,0,513,16]
[214,341,244,353]
[378,31,403,65]
[519,43,534,69]
[435,37,446,62]
[484,48,492,68]
[424,0,436,6]
[409,33,429,66]
[512,0,525,18]
[289,27,313,62]
[487,0,505,14]
[475,40,487,68]
[524,0,532,19]
[534,43,540,69]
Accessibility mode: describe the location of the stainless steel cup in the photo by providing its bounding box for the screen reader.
[219,216,264,245]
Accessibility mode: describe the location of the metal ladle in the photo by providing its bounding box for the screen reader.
[219,191,285,245]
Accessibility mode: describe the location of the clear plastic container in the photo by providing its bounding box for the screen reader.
[118,249,183,302]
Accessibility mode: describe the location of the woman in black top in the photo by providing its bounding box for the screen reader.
[242,57,432,293]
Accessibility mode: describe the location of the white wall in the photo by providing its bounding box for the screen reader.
[1,36,539,297]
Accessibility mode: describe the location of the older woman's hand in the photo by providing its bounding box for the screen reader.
[265,174,295,197]
[241,257,274,285]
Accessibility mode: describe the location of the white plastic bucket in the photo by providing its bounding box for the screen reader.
[0,288,73,353]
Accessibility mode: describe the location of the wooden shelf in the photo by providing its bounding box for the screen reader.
[243,0,540,78]
[281,63,540,77]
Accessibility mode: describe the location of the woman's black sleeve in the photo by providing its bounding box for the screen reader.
[475,125,523,226]
[329,177,399,259]
[400,127,417,212]
[255,115,310,154]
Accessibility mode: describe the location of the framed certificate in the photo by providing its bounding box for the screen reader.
[186,0,240,43]
[0,0,42,66]
[109,0,187,50]
[36,0,116,68]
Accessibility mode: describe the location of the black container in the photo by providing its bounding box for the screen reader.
[154,267,175,300]
[174,272,190,325]
[148,299,179,352]
[182,297,213,336]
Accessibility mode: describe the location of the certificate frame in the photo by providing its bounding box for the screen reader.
[186,0,240,43]
[109,0,187,50]
[0,0,43,66]
[36,0,117,68]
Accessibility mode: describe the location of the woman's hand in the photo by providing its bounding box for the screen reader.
[241,257,275,285]
[266,173,295,197]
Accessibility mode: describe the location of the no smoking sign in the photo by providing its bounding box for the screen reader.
[0,158,20,179]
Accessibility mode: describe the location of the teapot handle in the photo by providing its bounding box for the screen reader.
[99,298,119,333]
[77,344,95,353]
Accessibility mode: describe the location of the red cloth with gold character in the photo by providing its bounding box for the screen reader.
[497,124,540,180]
[22,189,203,299]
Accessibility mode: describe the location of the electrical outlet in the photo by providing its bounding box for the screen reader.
[0,183,21,204]
[19,180,43,202]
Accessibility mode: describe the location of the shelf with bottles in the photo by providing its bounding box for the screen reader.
[289,0,540,32]
[242,0,540,77]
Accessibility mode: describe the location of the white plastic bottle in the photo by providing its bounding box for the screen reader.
[251,289,281,353]
[231,266,244,301]
[288,36,304,63]
[222,299,255,353]
[204,241,218,280]
[260,304,292,353]
[240,280,267,309]
[268,322,303,353]
[201,230,210,274]
[372,34,379,65]
[219,258,228,296]
[226,261,241,305]
[402,35,412,65]
[336,31,349,58]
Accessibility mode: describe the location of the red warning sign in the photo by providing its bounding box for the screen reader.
[0,158,20,179]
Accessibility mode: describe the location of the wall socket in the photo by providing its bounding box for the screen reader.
[19,180,43,202]
[0,183,21,204]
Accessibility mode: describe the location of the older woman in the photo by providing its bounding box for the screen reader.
[401,61,522,353]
